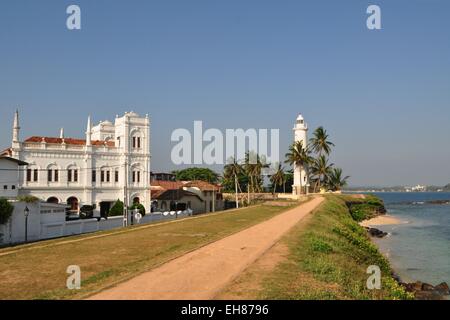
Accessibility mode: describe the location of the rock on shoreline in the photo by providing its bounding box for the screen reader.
[399,281,450,300]
[365,227,388,238]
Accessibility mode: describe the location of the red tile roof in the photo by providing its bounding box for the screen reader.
[24,136,115,147]
[151,180,185,190]
[151,189,203,201]
[184,180,221,191]
[151,180,221,192]
[151,189,166,199]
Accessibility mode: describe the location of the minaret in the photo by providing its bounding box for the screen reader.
[60,128,65,139]
[12,109,20,143]
[293,114,309,196]
[86,116,92,146]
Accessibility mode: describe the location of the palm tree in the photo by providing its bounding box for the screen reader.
[270,163,285,194]
[310,127,334,157]
[224,157,243,208]
[328,168,350,192]
[244,152,270,201]
[285,141,313,195]
[310,155,334,192]
[283,170,293,194]
[254,154,270,193]
[244,152,255,203]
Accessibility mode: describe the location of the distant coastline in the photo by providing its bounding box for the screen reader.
[345,184,450,193]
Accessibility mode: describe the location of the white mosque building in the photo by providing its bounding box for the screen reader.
[1,110,151,217]
[292,114,309,195]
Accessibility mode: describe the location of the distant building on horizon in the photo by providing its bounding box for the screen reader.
[150,172,176,182]
[1,110,151,217]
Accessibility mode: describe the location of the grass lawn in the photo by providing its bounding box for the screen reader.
[220,195,413,300]
[0,203,299,300]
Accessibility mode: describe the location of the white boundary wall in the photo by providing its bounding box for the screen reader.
[0,201,191,245]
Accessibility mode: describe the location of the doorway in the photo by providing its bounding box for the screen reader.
[100,201,112,218]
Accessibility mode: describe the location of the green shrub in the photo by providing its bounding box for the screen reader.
[349,203,381,222]
[350,206,367,222]
[367,199,382,206]
[17,195,40,203]
[109,200,124,217]
[383,277,415,300]
[0,198,14,225]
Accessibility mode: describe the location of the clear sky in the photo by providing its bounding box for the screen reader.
[1,0,449,186]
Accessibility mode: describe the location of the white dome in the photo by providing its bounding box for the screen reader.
[296,114,304,121]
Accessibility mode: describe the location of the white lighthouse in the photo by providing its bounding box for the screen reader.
[293,114,309,196]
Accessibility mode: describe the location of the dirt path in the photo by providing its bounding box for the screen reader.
[88,197,324,300]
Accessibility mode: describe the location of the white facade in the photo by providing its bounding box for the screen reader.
[6,110,151,217]
[293,114,309,195]
[0,157,27,199]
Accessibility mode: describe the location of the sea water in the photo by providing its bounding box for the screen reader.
[368,192,450,285]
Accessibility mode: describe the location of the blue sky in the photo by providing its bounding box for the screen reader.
[1,0,449,186]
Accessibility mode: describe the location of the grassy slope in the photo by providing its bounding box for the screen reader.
[0,203,298,300]
[257,195,413,300]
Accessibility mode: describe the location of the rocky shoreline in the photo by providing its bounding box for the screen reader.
[357,198,449,300]
[393,276,450,300]
[364,218,449,300]
[365,226,450,300]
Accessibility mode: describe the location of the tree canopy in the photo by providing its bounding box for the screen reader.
[172,167,219,183]
[0,198,14,225]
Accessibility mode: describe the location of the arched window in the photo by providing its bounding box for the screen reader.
[131,164,143,184]
[100,166,111,183]
[26,165,40,182]
[151,201,158,212]
[67,165,79,183]
[67,197,79,212]
[47,164,59,183]
[133,197,140,204]
[47,197,59,204]
[131,130,143,150]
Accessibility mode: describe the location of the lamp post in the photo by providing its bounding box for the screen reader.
[212,186,216,213]
[24,206,30,243]
[175,201,178,219]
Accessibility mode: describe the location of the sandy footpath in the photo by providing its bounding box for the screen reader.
[88,197,324,300]
[360,215,403,227]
